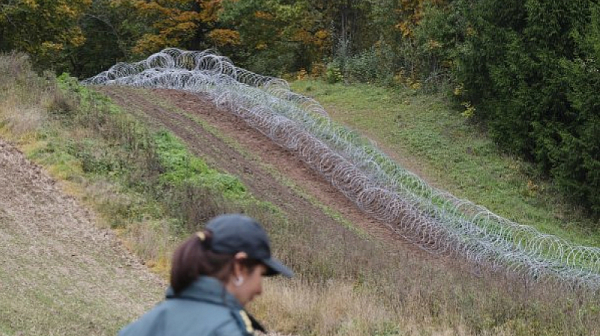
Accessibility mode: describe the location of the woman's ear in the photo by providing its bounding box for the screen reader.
[234,251,248,261]
[232,252,248,278]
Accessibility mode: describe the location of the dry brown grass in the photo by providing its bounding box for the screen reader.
[0,57,46,140]
[65,176,179,279]
[252,264,600,335]
[254,278,401,335]
[123,219,176,276]
[0,97,45,138]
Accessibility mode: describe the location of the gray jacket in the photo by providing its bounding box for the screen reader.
[118,277,265,336]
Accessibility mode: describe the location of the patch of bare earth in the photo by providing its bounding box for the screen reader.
[0,139,164,335]
[97,86,434,260]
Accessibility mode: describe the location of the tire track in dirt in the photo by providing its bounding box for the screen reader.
[97,86,433,258]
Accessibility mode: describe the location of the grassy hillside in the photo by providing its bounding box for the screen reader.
[291,79,600,247]
[2,53,600,335]
[0,54,164,336]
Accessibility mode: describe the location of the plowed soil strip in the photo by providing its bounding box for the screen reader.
[97,86,431,258]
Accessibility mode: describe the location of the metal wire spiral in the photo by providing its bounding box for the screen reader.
[83,48,600,289]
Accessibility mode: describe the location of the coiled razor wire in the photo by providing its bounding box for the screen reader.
[83,48,600,289]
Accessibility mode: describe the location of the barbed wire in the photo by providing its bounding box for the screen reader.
[83,48,600,289]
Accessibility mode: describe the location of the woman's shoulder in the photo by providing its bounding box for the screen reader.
[118,295,254,336]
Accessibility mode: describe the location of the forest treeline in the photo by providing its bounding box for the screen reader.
[1,0,599,220]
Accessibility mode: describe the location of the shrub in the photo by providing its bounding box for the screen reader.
[325,61,343,84]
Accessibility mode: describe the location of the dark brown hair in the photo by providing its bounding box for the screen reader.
[170,231,261,295]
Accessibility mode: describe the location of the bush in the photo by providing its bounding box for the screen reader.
[331,42,397,86]
[410,2,466,89]
[243,44,299,77]
[325,61,343,84]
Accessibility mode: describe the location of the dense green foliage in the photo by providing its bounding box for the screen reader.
[445,0,600,216]
[0,0,90,71]
[2,0,598,218]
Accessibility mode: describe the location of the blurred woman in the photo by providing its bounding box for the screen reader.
[119,214,293,336]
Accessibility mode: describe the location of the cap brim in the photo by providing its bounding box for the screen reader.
[262,258,293,278]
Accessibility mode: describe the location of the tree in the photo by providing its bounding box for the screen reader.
[130,0,203,56]
[219,0,330,75]
[73,0,221,77]
[70,0,150,77]
[554,3,600,215]
[0,0,91,72]
[315,0,374,57]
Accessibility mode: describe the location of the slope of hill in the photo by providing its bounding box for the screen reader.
[83,49,600,287]
[0,138,164,335]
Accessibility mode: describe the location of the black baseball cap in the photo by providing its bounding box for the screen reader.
[205,214,293,278]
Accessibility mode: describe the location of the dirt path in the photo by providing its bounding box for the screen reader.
[0,139,164,335]
[97,86,432,259]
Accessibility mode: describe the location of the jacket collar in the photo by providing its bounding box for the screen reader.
[165,276,242,310]
[164,276,267,333]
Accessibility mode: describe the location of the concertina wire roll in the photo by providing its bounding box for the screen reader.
[83,48,600,289]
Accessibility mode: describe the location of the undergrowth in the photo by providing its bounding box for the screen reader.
[2,53,600,335]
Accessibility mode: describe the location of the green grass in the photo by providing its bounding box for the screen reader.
[153,130,247,197]
[291,79,600,247]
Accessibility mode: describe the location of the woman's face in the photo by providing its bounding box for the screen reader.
[227,260,267,306]
[238,263,267,306]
